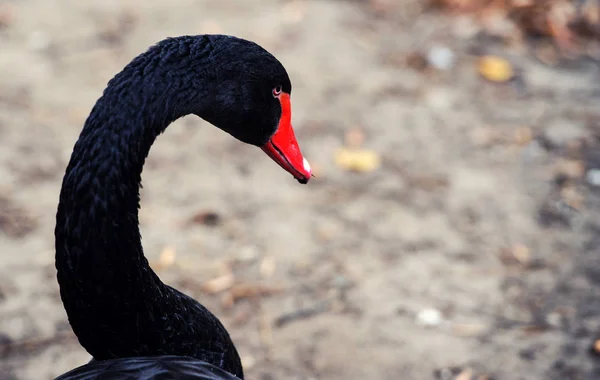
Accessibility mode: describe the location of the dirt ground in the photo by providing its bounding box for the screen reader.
[1,0,600,379]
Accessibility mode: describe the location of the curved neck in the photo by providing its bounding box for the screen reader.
[54,38,237,364]
[55,78,183,294]
[55,58,203,297]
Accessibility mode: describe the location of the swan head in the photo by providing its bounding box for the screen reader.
[192,35,312,184]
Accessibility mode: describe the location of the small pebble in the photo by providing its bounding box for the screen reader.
[587,169,600,186]
[546,312,562,327]
[416,308,443,327]
[427,45,456,71]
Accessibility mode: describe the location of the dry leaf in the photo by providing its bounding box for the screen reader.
[229,283,282,303]
[477,55,514,82]
[335,148,381,172]
[201,274,235,294]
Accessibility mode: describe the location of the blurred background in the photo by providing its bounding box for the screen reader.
[1,0,600,378]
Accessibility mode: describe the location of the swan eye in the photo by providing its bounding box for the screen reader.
[272,86,282,97]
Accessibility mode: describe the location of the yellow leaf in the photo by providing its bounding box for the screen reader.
[334,148,381,172]
[477,55,513,82]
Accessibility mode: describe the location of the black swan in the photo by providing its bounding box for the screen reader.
[54,35,311,380]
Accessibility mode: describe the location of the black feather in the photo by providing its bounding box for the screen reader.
[55,35,293,380]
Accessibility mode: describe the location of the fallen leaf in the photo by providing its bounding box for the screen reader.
[229,283,283,303]
[201,274,235,294]
[477,55,514,83]
[335,148,381,172]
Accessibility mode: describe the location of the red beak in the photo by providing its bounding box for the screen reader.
[261,93,312,184]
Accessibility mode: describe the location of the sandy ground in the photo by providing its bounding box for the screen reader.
[1,0,600,379]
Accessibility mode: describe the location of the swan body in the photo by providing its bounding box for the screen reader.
[55,356,240,380]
